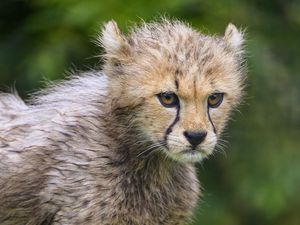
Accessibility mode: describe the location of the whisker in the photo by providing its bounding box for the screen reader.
[137,142,165,158]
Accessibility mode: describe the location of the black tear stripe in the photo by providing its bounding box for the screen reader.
[163,105,181,146]
[207,107,217,134]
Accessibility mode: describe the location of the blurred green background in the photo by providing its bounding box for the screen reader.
[0,0,299,224]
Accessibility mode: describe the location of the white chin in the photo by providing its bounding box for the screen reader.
[167,151,208,163]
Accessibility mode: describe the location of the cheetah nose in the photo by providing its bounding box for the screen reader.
[183,131,207,148]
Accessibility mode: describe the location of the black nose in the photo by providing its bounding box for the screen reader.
[183,131,207,147]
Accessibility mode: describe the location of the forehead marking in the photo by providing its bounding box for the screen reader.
[193,77,197,100]
[175,78,179,90]
[174,69,181,91]
[199,52,214,67]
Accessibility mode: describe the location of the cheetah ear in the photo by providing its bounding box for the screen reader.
[224,23,244,52]
[99,20,130,58]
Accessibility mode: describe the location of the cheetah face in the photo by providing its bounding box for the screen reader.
[101,20,245,163]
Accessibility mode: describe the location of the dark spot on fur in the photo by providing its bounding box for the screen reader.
[100,201,107,208]
[83,200,90,207]
[206,68,213,76]
[185,49,191,60]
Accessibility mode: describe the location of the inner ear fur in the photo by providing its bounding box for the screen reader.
[99,20,131,60]
[223,23,244,53]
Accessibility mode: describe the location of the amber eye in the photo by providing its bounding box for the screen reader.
[157,92,179,108]
[208,93,224,108]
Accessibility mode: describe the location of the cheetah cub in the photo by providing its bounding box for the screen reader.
[0,19,245,225]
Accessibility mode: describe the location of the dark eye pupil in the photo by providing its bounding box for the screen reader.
[210,95,217,100]
[208,93,224,108]
[158,92,179,108]
[164,95,172,100]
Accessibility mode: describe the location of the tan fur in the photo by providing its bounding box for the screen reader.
[0,19,245,225]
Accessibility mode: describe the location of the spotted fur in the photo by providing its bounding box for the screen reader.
[0,19,245,225]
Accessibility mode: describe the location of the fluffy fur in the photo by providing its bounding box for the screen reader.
[0,19,245,225]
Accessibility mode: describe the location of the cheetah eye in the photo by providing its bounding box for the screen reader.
[157,92,179,108]
[208,93,224,108]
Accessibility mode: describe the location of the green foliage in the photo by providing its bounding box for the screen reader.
[0,0,299,224]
